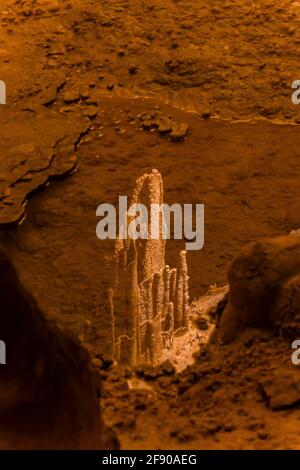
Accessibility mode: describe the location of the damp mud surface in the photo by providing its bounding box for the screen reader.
[1,0,300,450]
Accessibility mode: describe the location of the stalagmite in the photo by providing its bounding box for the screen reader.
[109,170,190,366]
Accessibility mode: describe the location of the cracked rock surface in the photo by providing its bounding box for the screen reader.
[0,107,89,225]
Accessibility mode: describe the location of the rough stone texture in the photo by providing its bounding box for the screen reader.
[290,229,300,237]
[260,369,300,410]
[109,170,189,366]
[1,0,300,451]
[0,108,89,225]
[219,235,300,343]
[0,247,115,449]
[2,0,300,124]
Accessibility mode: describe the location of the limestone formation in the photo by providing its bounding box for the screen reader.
[0,108,89,225]
[219,235,300,343]
[109,170,189,366]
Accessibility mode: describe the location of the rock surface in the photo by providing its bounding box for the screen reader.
[0,108,89,225]
[0,247,115,449]
[260,369,300,410]
[1,0,300,451]
[219,236,300,343]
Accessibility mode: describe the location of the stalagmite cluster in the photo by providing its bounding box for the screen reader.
[108,170,189,366]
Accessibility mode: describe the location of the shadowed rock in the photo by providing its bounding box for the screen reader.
[0,247,116,449]
[219,236,300,343]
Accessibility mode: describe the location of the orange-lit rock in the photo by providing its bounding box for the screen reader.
[219,236,300,343]
[0,247,116,449]
[109,170,189,366]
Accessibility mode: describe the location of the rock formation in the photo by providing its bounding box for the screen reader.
[219,235,300,343]
[0,247,116,450]
[0,108,89,226]
[109,170,189,366]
